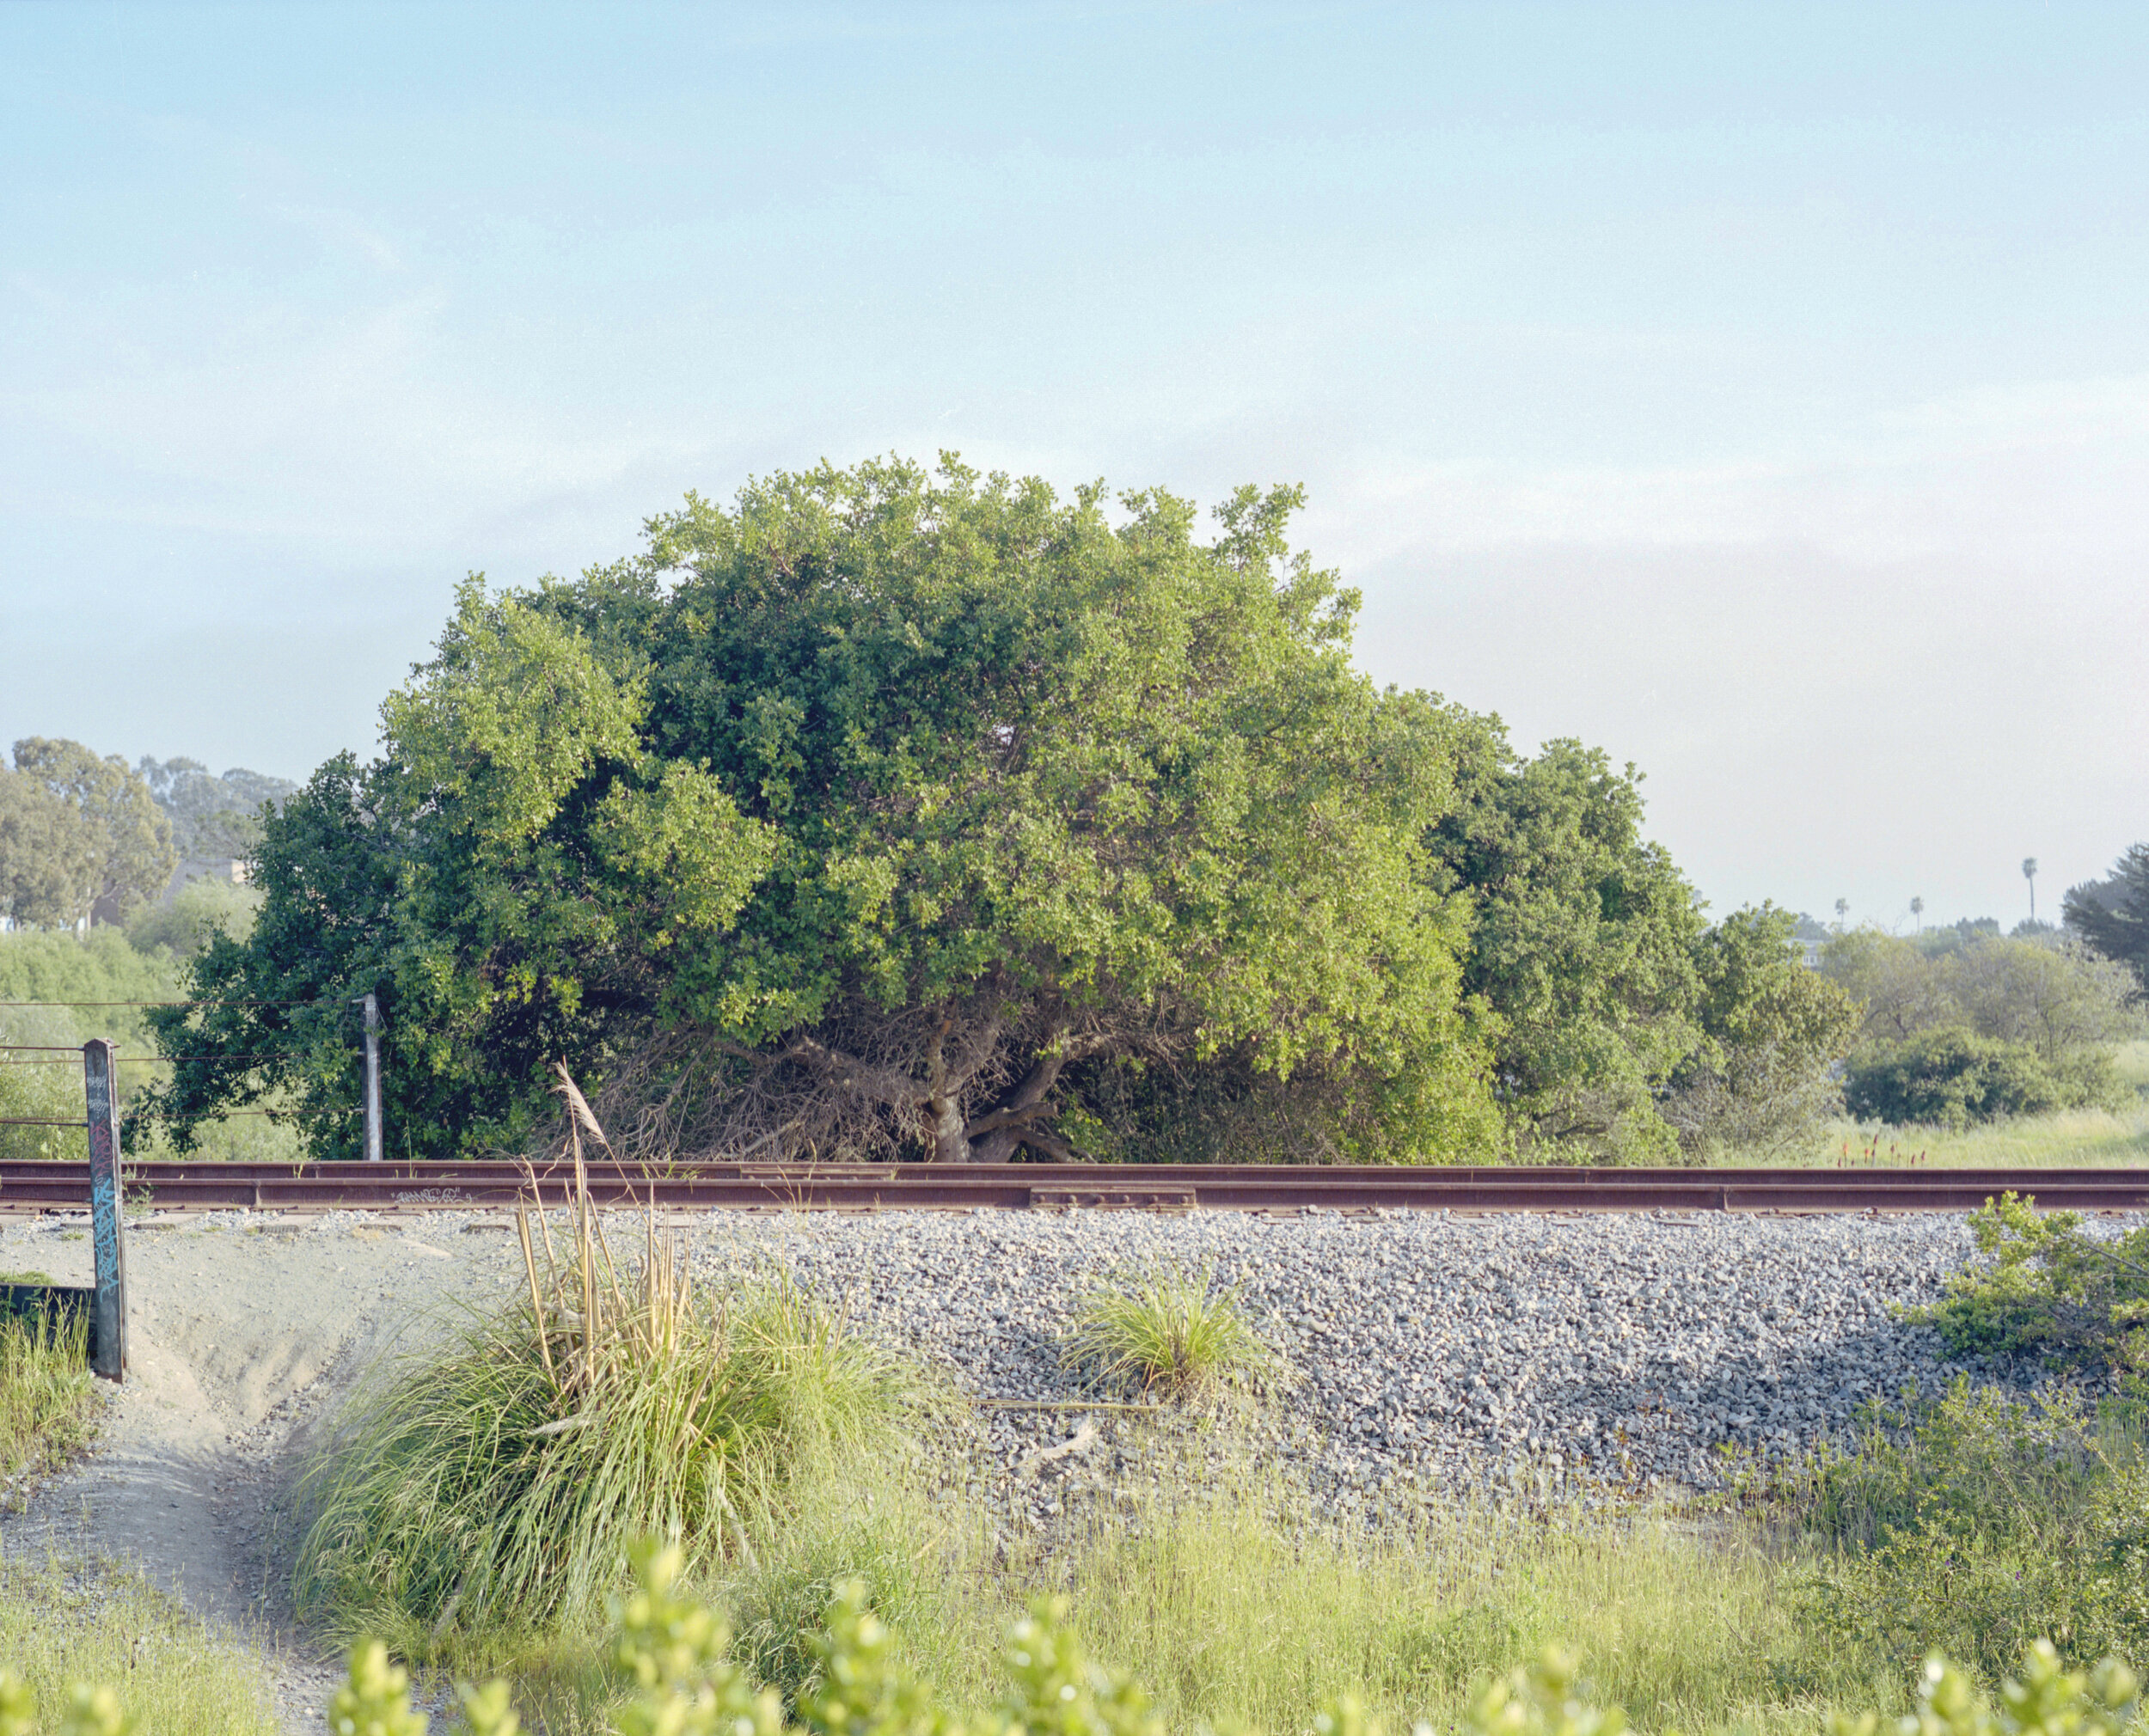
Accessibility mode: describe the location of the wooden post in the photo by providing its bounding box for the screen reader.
[82,1038,126,1381]
[361,991,383,1162]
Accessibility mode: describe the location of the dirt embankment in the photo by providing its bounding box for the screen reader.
[0,1210,522,1733]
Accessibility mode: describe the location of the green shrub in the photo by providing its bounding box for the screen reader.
[0,1059,83,1164]
[0,929,174,1164]
[123,875,262,961]
[1842,1029,2101,1128]
[1907,1192,2148,1397]
[1798,1381,2149,1682]
[0,926,301,1164]
[0,930,175,1048]
[1060,1265,1286,1401]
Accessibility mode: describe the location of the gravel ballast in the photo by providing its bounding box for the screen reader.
[689,1206,2137,1499]
[0,1198,2132,1733]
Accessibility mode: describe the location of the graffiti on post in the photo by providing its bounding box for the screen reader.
[81,1038,126,1382]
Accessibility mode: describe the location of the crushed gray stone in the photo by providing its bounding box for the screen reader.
[684,1206,2140,1507]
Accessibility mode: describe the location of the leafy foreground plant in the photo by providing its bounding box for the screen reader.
[296,1082,907,1660]
[1060,1264,1285,1402]
[1910,1192,2149,1398]
[15,1542,2145,1736]
[1797,1380,2149,1684]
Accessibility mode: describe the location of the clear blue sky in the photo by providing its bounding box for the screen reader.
[5,3,2146,927]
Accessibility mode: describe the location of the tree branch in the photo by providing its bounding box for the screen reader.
[782,1033,922,1113]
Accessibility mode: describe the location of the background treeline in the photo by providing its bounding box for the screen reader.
[1819,905,2146,1130]
[0,750,295,1162]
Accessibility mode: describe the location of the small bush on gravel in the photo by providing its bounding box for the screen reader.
[1797,1381,2149,1683]
[1060,1265,1284,1401]
[1907,1192,2149,1400]
[0,1307,99,1480]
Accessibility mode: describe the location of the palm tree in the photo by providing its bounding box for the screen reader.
[1911,896,1924,932]
[2023,857,2038,923]
[1834,896,1848,929]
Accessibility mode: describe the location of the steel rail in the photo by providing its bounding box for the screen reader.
[0,1158,2143,1214]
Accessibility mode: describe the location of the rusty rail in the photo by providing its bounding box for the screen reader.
[1,1158,2144,1214]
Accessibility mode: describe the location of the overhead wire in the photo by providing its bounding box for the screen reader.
[0,999,305,1007]
[1,1048,285,1061]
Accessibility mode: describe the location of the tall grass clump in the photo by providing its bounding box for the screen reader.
[1061,1264,1285,1402]
[0,1305,100,1480]
[292,1071,908,1662]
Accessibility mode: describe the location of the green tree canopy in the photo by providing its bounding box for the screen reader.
[2065,843,2149,998]
[144,459,1851,1166]
[0,740,175,928]
[146,459,1500,1163]
[1665,903,1859,1155]
[0,767,96,929]
[1820,926,2137,1065]
[1424,727,1707,1161]
[1416,730,1857,1161]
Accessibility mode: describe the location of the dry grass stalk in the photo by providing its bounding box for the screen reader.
[515,1061,704,1409]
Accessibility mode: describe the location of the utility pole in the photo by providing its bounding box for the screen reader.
[359,991,383,1162]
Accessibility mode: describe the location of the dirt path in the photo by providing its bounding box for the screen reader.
[0,1210,523,1733]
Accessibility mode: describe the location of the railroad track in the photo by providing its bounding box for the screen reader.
[0,1158,2144,1215]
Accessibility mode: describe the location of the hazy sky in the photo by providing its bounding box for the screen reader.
[4,3,2145,929]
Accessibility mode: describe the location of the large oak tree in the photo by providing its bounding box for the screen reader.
[144,459,1499,1163]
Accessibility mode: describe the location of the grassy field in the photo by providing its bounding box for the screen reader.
[0,1310,101,1484]
[0,1554,279,1735]
[498,1368,2149,1736]
[923,1463,1888,1736]
[467,1436,1900,1736]
[281,1159,2149,1734]
[1753,1040,2149,1169]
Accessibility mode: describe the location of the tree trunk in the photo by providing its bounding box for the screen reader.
[927,1095,971,1164]
[965,1046,1069,1163]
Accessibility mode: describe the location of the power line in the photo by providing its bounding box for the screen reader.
[0,1113,281,1125]
[0,999,304,1008]
[1,1048,285,1061]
